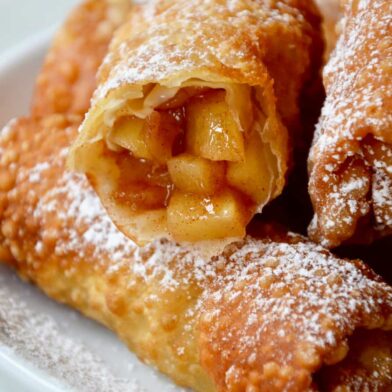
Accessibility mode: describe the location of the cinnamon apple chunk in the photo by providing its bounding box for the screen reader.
[167,153,225,195]
[110,116,152,160]
[167,190,249,241]
[110,112,182,165]
[227,132,274,205]
[144,111,182,164]
[185,90,245,162]
[113,184,169,212]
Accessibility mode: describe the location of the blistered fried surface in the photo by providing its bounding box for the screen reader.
[68,0,323,244]
[308,0,392,248]
[0,0,127,262]
[199,237,392,392]
[0,116,391,391]
[31,0,131,116]
[95,0,321,129]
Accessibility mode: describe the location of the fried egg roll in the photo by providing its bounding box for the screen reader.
[0,0,131,262]
[31,0,132,117]
[1,114,391,392]
[308,0,392,248]
[68,0,322,244]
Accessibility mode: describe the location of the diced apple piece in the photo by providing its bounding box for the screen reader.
[110,116,152,160]
[113,183,169,212]
[116,153,171,189]
[145,111,182,164]
[185,90,245,162]
[110,112,182,165]
[167,153,225,195]
[167,190,249,241]
[227,132,273,205]
[116,153,152,184]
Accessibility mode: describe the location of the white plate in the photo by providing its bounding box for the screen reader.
[0,29,184,392]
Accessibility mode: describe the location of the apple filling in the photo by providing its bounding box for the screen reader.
[106,86,275,242]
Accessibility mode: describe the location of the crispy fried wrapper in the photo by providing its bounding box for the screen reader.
[67,0,323,245]
[0,0,131,261]
[31,0,131,117]
[308,0,392,248]
[0,115,391,391]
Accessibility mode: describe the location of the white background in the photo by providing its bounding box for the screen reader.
[0,0,79,54]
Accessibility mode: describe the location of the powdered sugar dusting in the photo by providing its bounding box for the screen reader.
[1,110,392,391]
[28,162,50,184]
[198,236,392,390]
[28,167,392,355]
[0,280,143,392]
[309,0,392,246]
[94,0,310,100]
[31,169,217,290]
[369,144,392,230]
[0,118,17,139]
[206,238,391,348]
[314,0,392,155]
[35,172,132,264]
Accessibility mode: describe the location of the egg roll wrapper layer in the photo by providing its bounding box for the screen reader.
[308,0,392,248]
[0,116,391,392]
[31,0,132,117]
[68,0,323,244]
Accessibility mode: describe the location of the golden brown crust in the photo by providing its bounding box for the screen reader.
[308,0,392,248]
[1,115,392,392]
[94,0,321,129]
[1,0,391,389]
[68,0,323,244]
[31,0,131,117]
[199,237,392,392]
[0,0,131,262]
[0,0,130,262]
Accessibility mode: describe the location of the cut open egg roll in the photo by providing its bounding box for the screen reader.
[1,114,392,392]
[68,0,323,244]
[308,0,392,248]
[31,0,132,117]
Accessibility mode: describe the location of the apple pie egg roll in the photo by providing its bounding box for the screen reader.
[68,0,323,244]
[1,114,392,392]
[308,0,392,248]
[31,0,132,117]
